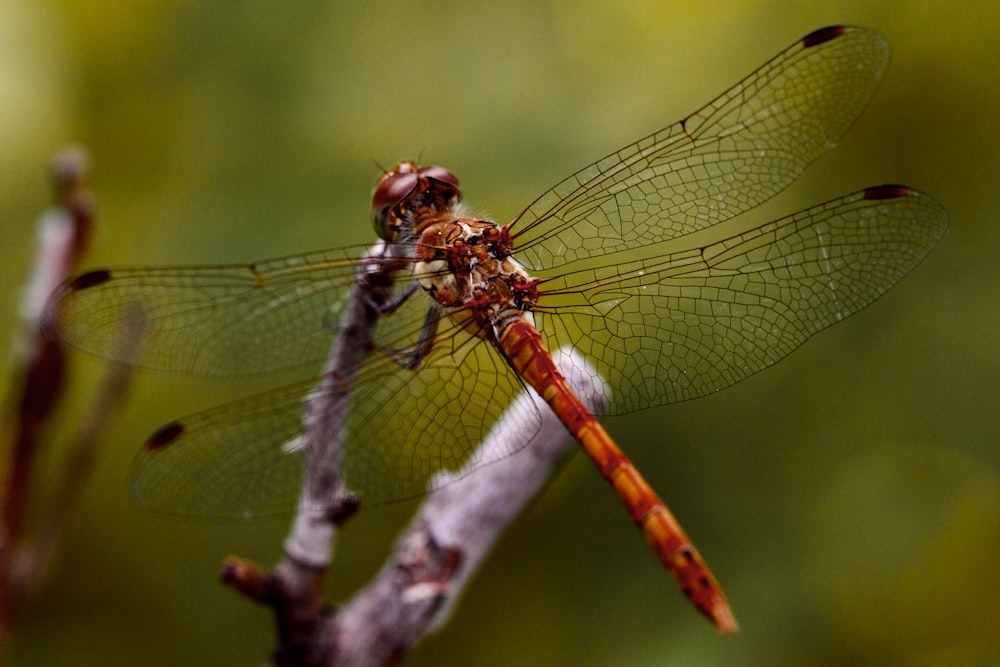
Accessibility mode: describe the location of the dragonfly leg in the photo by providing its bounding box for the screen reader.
[377,305,441,371]
[323,279,421,334]
[373,280,421,317]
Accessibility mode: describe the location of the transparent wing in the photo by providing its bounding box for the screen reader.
[131,298,539,518]
[131,376,319,518]
[534,186,949,413]
[511,26,890,271]
[342,315,538,505]
[46,244,402,378]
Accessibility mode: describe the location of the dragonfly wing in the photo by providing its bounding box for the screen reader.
[131,296,541,518]
[343,315,541,505]
[45,244,403,377]
[132,376,319,518]
[535,187,948,414]
[512,26,890,271]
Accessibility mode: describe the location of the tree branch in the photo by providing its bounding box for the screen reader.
[222,240,610,666]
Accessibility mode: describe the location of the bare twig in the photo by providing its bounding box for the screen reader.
[0,146,94,643]
[3,146,93,542]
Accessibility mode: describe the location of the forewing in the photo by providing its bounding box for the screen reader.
[512,26,890,271]
[46,244,397,378]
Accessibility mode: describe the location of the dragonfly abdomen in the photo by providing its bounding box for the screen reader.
[499,320,737,634]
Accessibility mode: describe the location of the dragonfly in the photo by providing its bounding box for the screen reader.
[46,26,948,634]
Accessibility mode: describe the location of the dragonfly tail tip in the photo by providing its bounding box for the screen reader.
[712,603,739,636]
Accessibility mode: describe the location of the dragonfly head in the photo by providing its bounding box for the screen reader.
[372,161,461,242]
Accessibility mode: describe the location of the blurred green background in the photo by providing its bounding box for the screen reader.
[2,1,998,665]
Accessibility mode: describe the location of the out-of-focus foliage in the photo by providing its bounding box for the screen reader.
[1,2,997,665]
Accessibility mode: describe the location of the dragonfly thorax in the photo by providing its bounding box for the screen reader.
[413,216,539,340]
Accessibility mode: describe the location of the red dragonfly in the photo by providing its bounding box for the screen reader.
[47,26,947,633]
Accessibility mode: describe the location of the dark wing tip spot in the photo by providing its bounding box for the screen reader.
[146,421,185,452]
[864,184,910,200]
[69,269,112,291]
[802,25,846,48]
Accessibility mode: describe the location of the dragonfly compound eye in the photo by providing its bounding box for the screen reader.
[418,165,461,195]
[372,163,462,242]
[372,162,420,241]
